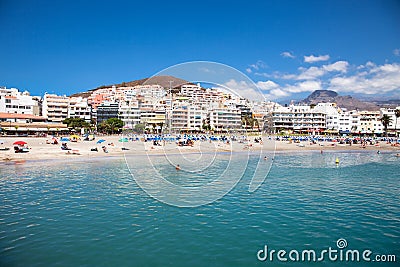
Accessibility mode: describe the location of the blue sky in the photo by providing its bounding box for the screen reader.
[0,0,399,101]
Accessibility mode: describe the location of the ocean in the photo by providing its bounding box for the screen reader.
[1,151,399,266]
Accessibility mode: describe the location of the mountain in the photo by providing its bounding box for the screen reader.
[70,76,191,97]
[369,99,400,107]
[303,90,338,103]
[300,90,380,111]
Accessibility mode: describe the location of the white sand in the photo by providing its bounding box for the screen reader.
[1,135,399,162]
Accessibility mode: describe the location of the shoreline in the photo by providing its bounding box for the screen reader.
[1,136,399,164]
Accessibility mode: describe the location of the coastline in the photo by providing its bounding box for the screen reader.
[1,135,399,164]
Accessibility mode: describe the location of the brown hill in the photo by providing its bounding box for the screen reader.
[301,90,380,111]
[70,76,191,97]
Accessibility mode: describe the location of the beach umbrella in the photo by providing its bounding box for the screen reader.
[60,137,70,142]
[13,141,27,146]
[70,135,80,139]
[97,139,106,144]
[0,140,4,144]
[118,138,128,142]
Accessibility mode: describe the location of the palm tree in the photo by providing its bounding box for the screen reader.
[99,118,123,134]
[254,118,260,132]
[242,115,255,130]
[158,122,164,134]
[380,114,392,137]
[395,109,400,137]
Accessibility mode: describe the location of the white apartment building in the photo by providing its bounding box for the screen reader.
[140,109,166,131]
[272,105,326,134]
[171,104,205,132]
[357,111,383,134]
[208,108,242,131]
[135,85,166,98]
[42,93,69,123]
[118,101,141,129]
[0,87,40,115]
[313,103,340,131]
[312,103,360,134]
[68,97,92,122]
[380,107,400,134]
[88,87,116,108]
[122,88,137,102]
[338,110,359,133]
[180,84,202,96]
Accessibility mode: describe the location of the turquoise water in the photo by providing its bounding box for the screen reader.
[1,152,399,266]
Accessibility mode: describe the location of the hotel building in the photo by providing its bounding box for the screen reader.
[272,105,326,134]
[42,93,69,123]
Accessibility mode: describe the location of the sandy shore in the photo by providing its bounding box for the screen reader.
[1,135,399,162]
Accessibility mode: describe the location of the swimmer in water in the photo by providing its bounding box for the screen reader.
[176,164,181,170]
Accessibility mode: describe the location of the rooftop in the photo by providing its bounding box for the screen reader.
[0,112,46,121]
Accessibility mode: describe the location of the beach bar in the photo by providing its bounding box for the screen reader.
[0,113,68,135]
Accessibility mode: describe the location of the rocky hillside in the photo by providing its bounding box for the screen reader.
[70,76,190,97]
[301,90,380,111]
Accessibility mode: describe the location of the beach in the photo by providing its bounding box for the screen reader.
[1,135,399,162]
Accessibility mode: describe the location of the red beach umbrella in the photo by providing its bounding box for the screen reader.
[13,141,27,146]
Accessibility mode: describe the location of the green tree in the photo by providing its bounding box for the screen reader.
[241,115,256,130]
[158,122,164,134]
[395,109,400,137]
[98,118,124,134]
[380,114,392,137]
[134,123,145,134]
[63,118,89,130]
[202,118,211,132]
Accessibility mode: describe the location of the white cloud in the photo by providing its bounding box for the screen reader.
[357,61,375,70]
[285,80,322,93]
[394,49,400,56]
[256,80,279,90]
[224,79,264,101]
[241,60,400,100]
[296,61,349,80]
[249,60,267,71]
[280,73,298,80]
[270,89,289,97]
[304,54,330,63]
[263,88,290,100]
[328,63,400,94]
[366,61,376,68]
[297,66,325,80]
[281,51,295,58]
[374,63,400,73]
[255,79,322,100]
[246,68,252,73]
[322,61,348,72]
